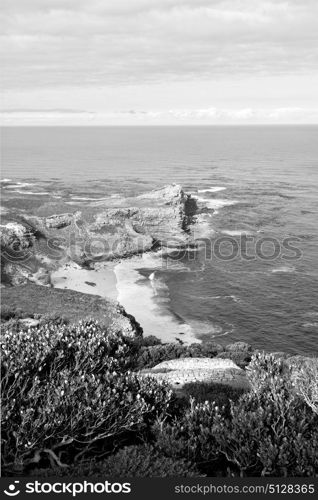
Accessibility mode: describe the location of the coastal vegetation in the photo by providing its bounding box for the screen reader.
[1,317,317,477]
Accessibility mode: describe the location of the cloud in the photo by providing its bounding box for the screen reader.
[2,106,318,125]
[1,0,318,89]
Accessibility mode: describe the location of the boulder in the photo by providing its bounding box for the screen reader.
[139,357,250,390]
[45,211,81,229]
[137,184,186,204]
[0,222,34,251]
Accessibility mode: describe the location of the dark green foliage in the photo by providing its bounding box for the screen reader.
[136,341,223,369]
[1,320,173,474]
[180,382,245,410]
[1,304,17,320]
[217,350,252,369]
[154,399,221,465]
[34,445,202,478]
[141,335,162,346]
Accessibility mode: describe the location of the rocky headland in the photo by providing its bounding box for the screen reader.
[0,184,202,286]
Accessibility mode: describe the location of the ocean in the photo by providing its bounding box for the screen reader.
[1,125,318,355]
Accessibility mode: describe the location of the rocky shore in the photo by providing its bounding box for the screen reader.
[0,184,203,286]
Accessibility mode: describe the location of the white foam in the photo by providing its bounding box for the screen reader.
[5,182,33,189]
[194,196,238,211]
[0,178,12,183]
[198,186,226,193]
[221,229,252,236]
[271,266,295,273]
[70,196,110,201]
[302,322,318,328]
[11,190,50,195]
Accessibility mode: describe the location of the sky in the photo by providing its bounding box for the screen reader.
[1,0,318,125]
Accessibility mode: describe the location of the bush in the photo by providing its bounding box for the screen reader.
[154,399,221,465]
[217,351,252,369]
[154,353,318,477]
[211,353,318,476]
[1,320,173,475]
[34,445,202,477]
[181,382,245,410]
[0,304,22,321]
[293,360,318,415]
[141,335,162,347]
[1,319,139,378]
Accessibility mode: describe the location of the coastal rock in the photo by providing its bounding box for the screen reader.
[45,212,81,229]
[92,185,198,246]
[0,184,203,284]
[139,357,250,390]
[1,262,33,286]
[0,222,34,252]
[137,184,186,203]
[30,267,51,286]
[19,318,40,328]
[225,342,253,352]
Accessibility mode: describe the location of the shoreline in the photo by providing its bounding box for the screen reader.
[51,256,200,344]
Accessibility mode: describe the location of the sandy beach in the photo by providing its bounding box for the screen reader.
[51,262,118,302]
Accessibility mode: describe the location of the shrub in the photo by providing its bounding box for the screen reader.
[181,382,245,410]
[141,335,162,347]
[217,351,252,369]
[293,359,318,415]
[136,341,223,369]
[154,399,221,465]
[211,353,318,476]
[0,305,25,321]
[0,304,16,321]
[153,353,318,477]
[1,320,173,475]
[1,319,139,378]
[34,445,202,477]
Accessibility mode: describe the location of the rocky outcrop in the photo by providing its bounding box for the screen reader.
[139,357,250,390]
[1,184,202,285]
[92,184,199,246]
[0,222,34,252]
[45,211,81,229]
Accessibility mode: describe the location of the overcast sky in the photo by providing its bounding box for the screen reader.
[1,0,318,125]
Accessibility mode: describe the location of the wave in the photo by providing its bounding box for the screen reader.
[302,322,318,329]
[10,190,50,196]
[221,229,252,236]
[70,196,110,201]
[304,311,318,318]
[271,266,295,273]
[194,196,238,211]
[0,178,13,183]
[198,186,226,193]
[3,181,34,189]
